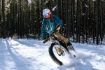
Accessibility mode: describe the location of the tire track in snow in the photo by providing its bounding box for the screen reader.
[3,39,30,70]
[0,39,7,70]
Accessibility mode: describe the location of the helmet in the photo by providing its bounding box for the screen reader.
[43,8,52,18]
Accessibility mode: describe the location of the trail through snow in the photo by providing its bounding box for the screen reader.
[0,38,105,70]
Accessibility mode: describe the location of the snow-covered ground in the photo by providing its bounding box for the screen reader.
[0,38,105,70]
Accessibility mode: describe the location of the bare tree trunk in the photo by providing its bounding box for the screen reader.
[1,0,6,38]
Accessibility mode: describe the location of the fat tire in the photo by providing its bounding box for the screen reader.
[49,43,63,65]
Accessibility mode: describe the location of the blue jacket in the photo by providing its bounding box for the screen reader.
[40,15,63,39]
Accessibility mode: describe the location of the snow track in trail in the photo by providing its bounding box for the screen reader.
[8,39,60,70]
[0,39,15,70]
[0,38,105,70]
[0,39,30,70]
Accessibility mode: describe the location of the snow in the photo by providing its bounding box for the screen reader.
[0,38,105,70]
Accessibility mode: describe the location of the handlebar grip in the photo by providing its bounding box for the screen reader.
[43,37,49,43]
[43,39,47,43]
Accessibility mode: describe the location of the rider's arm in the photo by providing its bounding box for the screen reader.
[40,19,47,39]
[46,20,55,35]
[53,15,64,28]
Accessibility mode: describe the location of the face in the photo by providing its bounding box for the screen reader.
[45,12,52,19]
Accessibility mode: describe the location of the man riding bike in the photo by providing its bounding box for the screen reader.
[40,8,63,39]
[40,8,74,56]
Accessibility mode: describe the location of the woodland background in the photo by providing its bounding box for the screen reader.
[0,0,105,44]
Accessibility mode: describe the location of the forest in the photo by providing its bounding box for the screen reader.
[0,0,105,44]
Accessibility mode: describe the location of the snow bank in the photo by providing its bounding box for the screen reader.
[0,38,105,70]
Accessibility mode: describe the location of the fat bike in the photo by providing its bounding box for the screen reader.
[43,25,76,65]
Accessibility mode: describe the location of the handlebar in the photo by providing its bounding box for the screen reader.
[43,25,61,43]
[43,37,50,43]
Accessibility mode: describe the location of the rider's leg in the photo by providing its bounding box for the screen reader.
[53,32,69,50]
[53,32,76,57]
[53,32,69,44]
